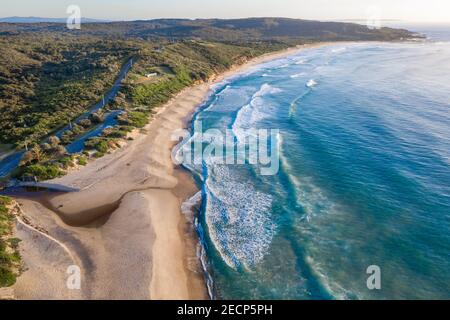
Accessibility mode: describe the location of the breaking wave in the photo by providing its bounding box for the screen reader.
[204,164,276,269]
[306,79,318,88]
[232,83,282,143]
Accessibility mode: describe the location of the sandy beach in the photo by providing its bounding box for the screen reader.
[10,42,329,300]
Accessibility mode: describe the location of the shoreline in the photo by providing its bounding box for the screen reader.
[9,42,332,300]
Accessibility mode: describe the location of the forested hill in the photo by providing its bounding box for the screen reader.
[0,17,417,41]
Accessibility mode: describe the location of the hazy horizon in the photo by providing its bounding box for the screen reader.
[1,0,449,23]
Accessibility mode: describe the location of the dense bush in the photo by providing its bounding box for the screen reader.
[103,127,128,139]
[58,156,75,169]
[118,111,149,128]
[85,138,109,154]
[77,156,87,166]
[0,35,137,148]
[0,196,20,288]
[78,119,92,128]
[22,164,64,181]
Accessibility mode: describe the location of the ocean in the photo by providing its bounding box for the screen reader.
[180,26,450,300]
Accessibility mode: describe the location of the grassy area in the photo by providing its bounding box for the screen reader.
[0,196,21,288]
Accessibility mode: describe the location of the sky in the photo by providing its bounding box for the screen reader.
[1,0,449,23]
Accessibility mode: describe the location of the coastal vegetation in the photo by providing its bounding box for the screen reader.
[0,196,20,287]
[7,40,286,181]
[0,34,137,148]
[0,18,417,181]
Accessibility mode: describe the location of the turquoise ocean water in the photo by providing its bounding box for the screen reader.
[181,26,450,300]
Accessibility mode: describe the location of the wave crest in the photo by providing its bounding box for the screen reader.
[232,83,282,143]
[306,79,318,88]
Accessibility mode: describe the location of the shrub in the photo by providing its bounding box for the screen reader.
[78,156,87,166]
[78,119,92,128]
[84,139,98,150]
[22,164,64,181]
[71,124,83,135]
[61,130,77,145]
[118,111,148,128]
[0,265,17,288]
[53,145,68,157]
[103,127,127,139]
[101,127,115,137]
[58,156,74,169]
[85,138,109,153]
[96,140,109,153]
[0,196,20,288]
[19,145,46,166]
[8,238,21,249]
[89,112,105,124]
[19,151,36,167]
[0,196,12,208]
[41,142,52,152]
[118,125,134,132]
[48,136,61,148]
[129,112,149,128]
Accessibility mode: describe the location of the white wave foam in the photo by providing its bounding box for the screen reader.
[295,59,308,65]
[232,83,282,143]
[196,218,215,299]
[209,79,231,93]
[290,72,305,79]
[306,256,357,300]
[204,165,276,269]
[332,47,347,54]
[254,83,282,97]
[434,41,450,46]
[232,103,253,144]
[277,63,290,69]
[261,73,282,78]
[306,79,318,88]
[181,192,216,299]
[202,84,233,112]
[181,191,202,216]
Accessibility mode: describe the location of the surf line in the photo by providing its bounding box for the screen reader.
[171,121,281,176]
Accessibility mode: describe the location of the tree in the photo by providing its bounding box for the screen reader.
[19,145,44,166]
[41,142,52,152]
[30,146,44,163]
[78,119,92,128]
[54,145,68,157]
[61,130,73,144]
[20,151,35,166]
[89,112,104,124]
[48,136,61,148]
